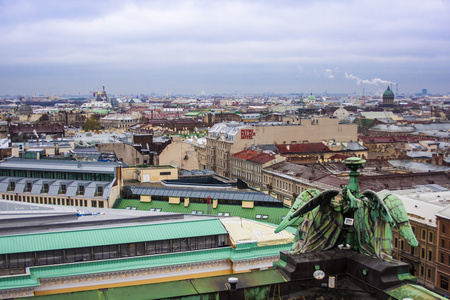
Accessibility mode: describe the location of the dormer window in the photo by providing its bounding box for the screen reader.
[77,185,85,196]
[95,186,103,197]
[41,183,49,193]
[7,181,15,191]
[25,182,32,192]
[59,184,67,194]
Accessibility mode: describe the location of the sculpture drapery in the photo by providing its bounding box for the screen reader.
[275,157,418,261]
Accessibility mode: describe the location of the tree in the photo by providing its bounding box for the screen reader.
[121,186,133,199]
[83,116,101,131]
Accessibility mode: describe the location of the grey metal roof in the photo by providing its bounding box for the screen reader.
[129,186,280,203]
[0,157,119,173]
[0,177,113,199]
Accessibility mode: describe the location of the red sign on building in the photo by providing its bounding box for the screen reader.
[241,129,255,139]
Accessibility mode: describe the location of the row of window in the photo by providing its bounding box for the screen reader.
[9,182,104,197]
[2,194,105,208]
[1,235,228,270]
[394,237,434,261]
[0,169,114,182]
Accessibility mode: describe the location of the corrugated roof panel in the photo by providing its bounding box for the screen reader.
[84,183,96,198]
[0,181,8,193]
[0,158,119,174]
[14,181,25,193]
[66,183,77,197]
[128,186,280,204]
[30,181,42,195]
[0,219,228,254]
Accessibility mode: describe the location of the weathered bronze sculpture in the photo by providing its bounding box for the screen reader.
[275,157,418,261]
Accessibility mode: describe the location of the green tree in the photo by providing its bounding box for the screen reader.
[83,116,101,131]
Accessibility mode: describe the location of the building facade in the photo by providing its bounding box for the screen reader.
[0,158,122,208]
[230,150,285,188]
[206,118,358,178]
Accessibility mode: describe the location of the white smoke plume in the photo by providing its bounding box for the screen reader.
[324,69,334,79]
[345,72,394,86]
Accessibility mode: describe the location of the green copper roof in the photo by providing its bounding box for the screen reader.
[307,93,316,101]
[184,111,202,116]
[0,219,227,254]
[383,86,394,97]
[18,269,286,300]
[92,109,110,114]
[386,283,446,299]
[2,244,291,292]
[118,199,292,226]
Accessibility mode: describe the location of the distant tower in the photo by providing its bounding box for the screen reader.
[361,88,366,106]
[422,89,428,96]
[382,86,395,106]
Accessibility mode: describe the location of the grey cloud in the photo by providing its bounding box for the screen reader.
[0,0,449,94]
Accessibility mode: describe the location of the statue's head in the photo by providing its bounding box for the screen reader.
[343,157,366,194]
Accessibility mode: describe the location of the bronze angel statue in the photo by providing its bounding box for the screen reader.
[275,157,418,261]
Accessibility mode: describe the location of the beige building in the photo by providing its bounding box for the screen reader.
[230,149,285,188]
[262,161,340,206]
[0,158,122,209]
[100,113,141,130]
[122,165,178,182]
[378,188,447,291]
[206,118,357,178]
[158,136,202,171]
[98,142,152,166]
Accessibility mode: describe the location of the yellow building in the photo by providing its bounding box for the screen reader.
[122,165,178,183]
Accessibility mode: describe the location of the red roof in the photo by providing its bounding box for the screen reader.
[231,150,259,160]
[276,143,330,154]
[248,153,276,164]
[231,150,276,164]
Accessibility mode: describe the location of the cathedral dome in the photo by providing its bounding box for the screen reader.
[307,94,316,101]
[383,86,394,97]
[16,103,33,115]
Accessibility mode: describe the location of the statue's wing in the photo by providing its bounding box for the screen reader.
[274,189,320,233]
[362,190,393,224]
[290,189,340,220]
[363,190,418,248]
[383,193,419,247]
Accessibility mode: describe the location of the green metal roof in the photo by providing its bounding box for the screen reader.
[118,199,292,226]
[2,244,291,292]
[386,283,446,300]
[0,219,227,254]
[383,86,394,97]
[184,111,202,116]
[18,269,286,300]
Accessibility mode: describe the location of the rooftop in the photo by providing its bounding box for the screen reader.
[0,157,120,173]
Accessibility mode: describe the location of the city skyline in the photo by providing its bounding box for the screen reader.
[1,0,449,96]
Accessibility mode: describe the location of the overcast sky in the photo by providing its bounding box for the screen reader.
[1,0,449,96]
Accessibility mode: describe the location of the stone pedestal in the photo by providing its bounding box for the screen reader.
[275,249,415,291]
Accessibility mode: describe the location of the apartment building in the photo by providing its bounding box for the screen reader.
[206,117,357,178]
